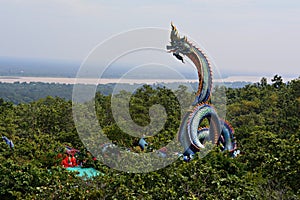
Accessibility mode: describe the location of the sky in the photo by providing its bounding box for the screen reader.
[0,0,300,78]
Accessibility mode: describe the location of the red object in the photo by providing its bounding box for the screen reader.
[159,147,167,153]
[71,156,77,167]
[61,156,72,168]
[57,153,63,159]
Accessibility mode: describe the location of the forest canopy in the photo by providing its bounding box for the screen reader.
[0,75,299,199]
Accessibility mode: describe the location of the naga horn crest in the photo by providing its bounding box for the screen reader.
[170,22,180,43]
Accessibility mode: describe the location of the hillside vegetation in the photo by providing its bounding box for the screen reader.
[0,75,299,199]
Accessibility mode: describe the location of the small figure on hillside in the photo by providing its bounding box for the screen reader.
[61,154,72,168]
[71,154,78,167]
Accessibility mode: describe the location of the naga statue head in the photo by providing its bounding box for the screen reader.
[166,23,192,55]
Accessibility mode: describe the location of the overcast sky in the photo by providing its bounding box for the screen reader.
[0,0,299,78]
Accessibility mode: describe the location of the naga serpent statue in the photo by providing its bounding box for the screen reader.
[166,23,238,160]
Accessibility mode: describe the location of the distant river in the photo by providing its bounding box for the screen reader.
[0,76,297,84]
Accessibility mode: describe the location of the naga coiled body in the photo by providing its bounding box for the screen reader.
[167,23,238,160]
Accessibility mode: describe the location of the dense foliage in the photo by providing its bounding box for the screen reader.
[0,75,299,199]
[0,81,250,104]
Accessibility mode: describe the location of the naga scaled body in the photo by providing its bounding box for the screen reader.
[167,23,237,158]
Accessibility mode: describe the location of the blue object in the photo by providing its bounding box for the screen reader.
[233,150,240,157]
[2,136,14,149]
[183,148,194,157]
[182,148,195,162]
[66,167,101,179]
[183,156,190,162]
[138,138,148,150]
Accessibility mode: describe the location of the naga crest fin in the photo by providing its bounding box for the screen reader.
[171,22,175,30]
[170,22,180,42]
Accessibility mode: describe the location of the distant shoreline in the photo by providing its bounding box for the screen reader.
[0,76,297,85]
